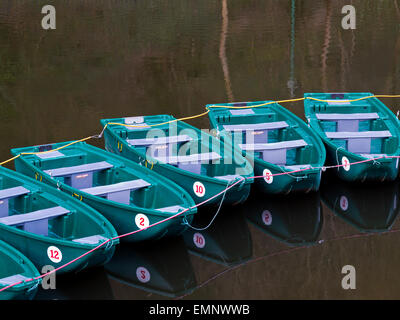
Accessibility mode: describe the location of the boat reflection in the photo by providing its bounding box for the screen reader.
[246,192,323,246]
[104,237,196,298]
[321,178,400,233]
[182,207,252,266]
[35,268,114,300]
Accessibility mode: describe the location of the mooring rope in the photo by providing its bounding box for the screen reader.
[182,179,232,231]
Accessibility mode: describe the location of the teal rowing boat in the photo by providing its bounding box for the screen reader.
[245,192,322,246]
[207,101,326,194]
[0,240,40,300]
[304,93,400,181]
[11,141,197,242]
[0,166,118,274]
[100,115,254,205]
[321,177,399,233]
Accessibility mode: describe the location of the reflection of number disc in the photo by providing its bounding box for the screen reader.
[261,210,273,226]
[263,169,273,184]
[136,266,151,283]
[193,181,206,197]
[193,232,206,248]
[341,156,351,171]
[47,246,62,263]
[340,196,349,211]
[135,214,149,229]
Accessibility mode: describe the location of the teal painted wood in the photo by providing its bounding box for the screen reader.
[0,240,41,300]
[207,101,326,194]
[321,178,399,233]
[245,193,323,247]
[100,115,254,206]
[304,93,400,182]
[0,167,118,275]
[11,142,197,242]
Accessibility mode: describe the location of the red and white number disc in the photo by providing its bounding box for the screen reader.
[263,169,273,184]
[135,214,149,229]
[340,195,349,211]
[342,156,351,171]
[47,246,62,263]
[193,232,206,248]
[193,181,206,197]
[136,266,151,283]
[261,210,273,226]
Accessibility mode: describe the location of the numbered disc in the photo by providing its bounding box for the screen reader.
[193,232,206,248]
[261,210,273,226]
[47,246,62,264]
[135,214,149,229]
[193,181,206,197]
[341,156,351,171]
[136,266,151,283]
[340,196,349,211]
[263,169,273,184]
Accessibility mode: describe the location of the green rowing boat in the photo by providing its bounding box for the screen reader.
[304,93,400,181]
[100,115,254,206]
[207,101,326,194]
[11,141,197,242]
[0,166,118,274]
[0,240,40,300]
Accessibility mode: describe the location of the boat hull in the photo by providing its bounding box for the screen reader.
[324,144,399,182]
[252,159,322,194]
[0,226,116,274]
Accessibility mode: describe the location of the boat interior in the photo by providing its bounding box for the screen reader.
[308,95,398,157]
[20,145,187,213]
[0,174,106,241]
[0,247,30,286]
[108,116,251,180]
[210,105,321,170]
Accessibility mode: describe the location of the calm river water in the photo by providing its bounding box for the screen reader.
[1,0,400,299]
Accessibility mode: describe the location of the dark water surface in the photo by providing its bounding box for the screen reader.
[1,0,400,299]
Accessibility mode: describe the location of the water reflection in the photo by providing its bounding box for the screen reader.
[321,178,400,233]
[182,208,252,266]
[104,238,196,298]
[35,268,113,300]
[246,192,323,246]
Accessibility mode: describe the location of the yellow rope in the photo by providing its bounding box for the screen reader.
[0,155,21,167]
[0,136,93,166]
[1,94,399,167]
